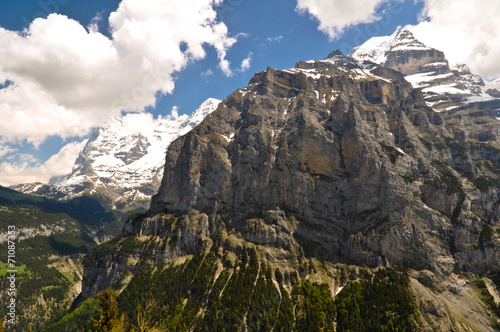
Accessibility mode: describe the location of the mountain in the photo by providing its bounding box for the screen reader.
[486,77,500,97]
[350,29,500,112]
[11,98,221,212]
[0,186,106,330]
[62,48,500,331]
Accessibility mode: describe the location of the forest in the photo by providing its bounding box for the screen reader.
[50,242,419,331]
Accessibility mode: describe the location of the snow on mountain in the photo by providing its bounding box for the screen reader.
[299,52,393,84]
[351,29,500,112]
[485,77,500,98]
[351,29,433,66]
[14,98,220,210]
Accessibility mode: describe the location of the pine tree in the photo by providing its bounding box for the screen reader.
[91,287,125,332]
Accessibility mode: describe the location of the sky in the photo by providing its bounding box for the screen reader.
[0,0,499,186]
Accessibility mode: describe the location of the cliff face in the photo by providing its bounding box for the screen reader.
[152,57,418,219]
[144,53,500,278]
[76,51,500,331]
[67,37,500,331]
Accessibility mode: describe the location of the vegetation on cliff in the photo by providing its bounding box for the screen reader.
[51,241,421,331]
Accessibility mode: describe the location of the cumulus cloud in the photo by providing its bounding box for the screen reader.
[296,0,390,39]
[121,112,157,138]
[240,52,253,72]
[0,0,236,146]
[408,0,500,79]
[0,143,15,159]
[0,140,87,186]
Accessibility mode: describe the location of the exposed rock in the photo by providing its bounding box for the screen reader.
[81,49,500,330]
[151,54,500,277]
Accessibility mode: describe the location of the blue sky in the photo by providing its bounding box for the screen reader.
[0,0,499,186]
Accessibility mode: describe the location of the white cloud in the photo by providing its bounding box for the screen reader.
[240,52,253,72]
[296,0,390,39]
[218,57,233,77]
[201,69,214,78]
[266,36,283,43]
[0,0,236,146]
[409,0,500,79]
[170,106,179,120]
[0,140,87,186]
[88,11,104,33]
[121,112,157,138]
[235,32,250,39]
[0,143,14,159]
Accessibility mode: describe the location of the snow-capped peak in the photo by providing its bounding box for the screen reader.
[350,29,432,65]
[485,77,500,92]
[183,98,221,128]
[387,29,432,52]
[350,28,500,112]
[45,98,221,210]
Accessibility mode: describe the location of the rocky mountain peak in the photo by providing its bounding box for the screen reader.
[68,28,500,331]
[78,44,500,331]
[351,28,445,76]
[325,49,344,58]
[13,98,221,211]
[388,29,431,52]
[351,29,500,112]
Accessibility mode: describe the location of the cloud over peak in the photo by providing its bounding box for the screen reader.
[296,0,390,39]
[0,140,87,187]
[0,0,235,146]
[296,0,500,80]
[409,0,500,80]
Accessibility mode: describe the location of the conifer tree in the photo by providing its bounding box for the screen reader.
[91,287,125,332]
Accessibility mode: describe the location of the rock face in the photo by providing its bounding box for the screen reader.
[81,49,500,321]
[72,32,500,331]
[12,98,220,211]
[145,52,500,277]
[351,29,499,112]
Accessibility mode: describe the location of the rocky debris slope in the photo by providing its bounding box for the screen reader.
[351,29,500,112]
[12,98,220,211]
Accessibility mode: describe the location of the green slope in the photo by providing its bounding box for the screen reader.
[52,242,418,332]
[0,186,125,331]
